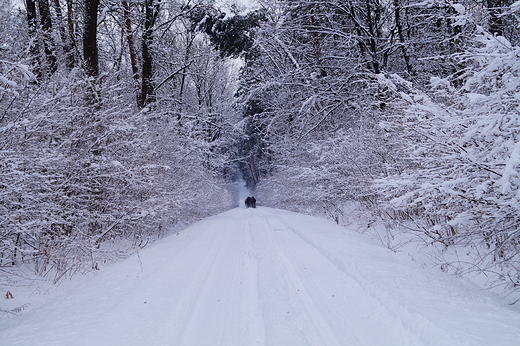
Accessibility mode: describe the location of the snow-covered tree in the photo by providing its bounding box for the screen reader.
[0,0,238,287]
[376,27,520,291]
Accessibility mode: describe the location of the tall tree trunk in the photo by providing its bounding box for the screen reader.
[139,0,161,108]
[393,0,414,76]
[122,0,139,86]
[52,0,75,68]
[347,0,383,73]
[66,0,79,57]
[38,0,57,75]
[140,29,154,107]
[25,0,41,79]
[83,0,100,77]
[365,0,382,73]
[179,32,196,101]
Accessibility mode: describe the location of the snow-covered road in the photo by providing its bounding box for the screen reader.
[2,207,520,345]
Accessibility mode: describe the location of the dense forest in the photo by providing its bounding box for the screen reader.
[1,0,519,301]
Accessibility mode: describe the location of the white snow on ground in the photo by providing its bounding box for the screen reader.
[1,207,520,345]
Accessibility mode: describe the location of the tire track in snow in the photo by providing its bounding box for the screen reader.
[237,213,266,345]
[249,212,357,345]
[261,208,480,346]
[257,212,357,346]
[173,212,265,345]
[3,207,520,346]
[173,217,241,345]
[260,211,428,345]
[0,214,230,346]
[140,215,243,344]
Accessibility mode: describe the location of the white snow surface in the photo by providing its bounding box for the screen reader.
[2,207,520,345]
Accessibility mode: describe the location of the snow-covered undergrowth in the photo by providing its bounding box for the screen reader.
[0,64,237,300]
[355,209,520,307]
[372,33,520,301]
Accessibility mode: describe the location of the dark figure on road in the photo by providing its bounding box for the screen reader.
[245,196,257,208]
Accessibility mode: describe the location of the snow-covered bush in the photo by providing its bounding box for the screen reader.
[257,121,393,222]
[0,64,235,284]
[376,30,520,293]
[0,0,240,288]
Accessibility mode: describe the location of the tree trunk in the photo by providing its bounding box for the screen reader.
[25,0,41,79]
[122,0,139,87]
[38,0,57,75]
[139,0,161,108]
[66,0,78,57]
[347,0,383,73]
[393,0,414,76]
[365,0,382,73]
[140,29,154,107]
[52,0,75,68]
[83,0,100,77]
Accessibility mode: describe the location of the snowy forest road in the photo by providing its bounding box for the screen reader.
[2,207,520,345]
